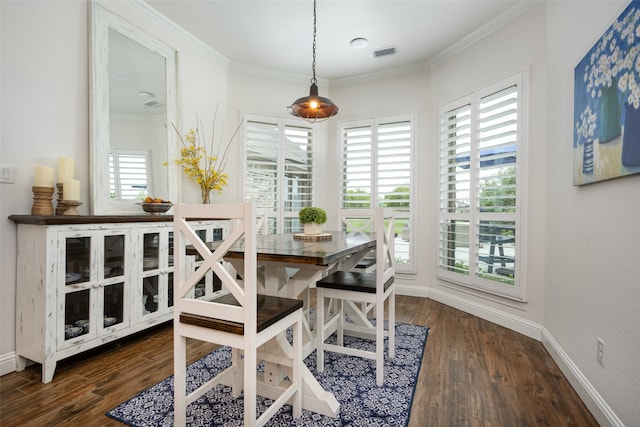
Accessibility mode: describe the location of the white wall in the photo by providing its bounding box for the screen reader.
[545,2,640,426]
[1,0,90,362]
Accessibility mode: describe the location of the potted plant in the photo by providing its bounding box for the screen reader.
[298,207,327,235]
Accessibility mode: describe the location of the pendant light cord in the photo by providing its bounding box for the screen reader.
[311,0,317,85]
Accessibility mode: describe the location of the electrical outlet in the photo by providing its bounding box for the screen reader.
[597,337,605,367]
[0,164,14,184]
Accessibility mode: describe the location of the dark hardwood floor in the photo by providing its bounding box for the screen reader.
[0,295,599,426]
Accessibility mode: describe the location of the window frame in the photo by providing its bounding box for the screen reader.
[437,73,526,301]
[337,114,416,274]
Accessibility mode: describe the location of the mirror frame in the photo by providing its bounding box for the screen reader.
[89,1,177,214]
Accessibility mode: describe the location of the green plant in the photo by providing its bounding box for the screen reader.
[298,207,327,225]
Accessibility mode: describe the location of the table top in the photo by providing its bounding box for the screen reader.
[197,231,375,266]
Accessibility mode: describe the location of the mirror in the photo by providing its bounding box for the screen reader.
[90,1,177,214]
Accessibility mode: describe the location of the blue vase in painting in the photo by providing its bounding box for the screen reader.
[622,102,640,167]
[598,81,622,144]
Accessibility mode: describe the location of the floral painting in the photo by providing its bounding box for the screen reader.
[574,0,640,185]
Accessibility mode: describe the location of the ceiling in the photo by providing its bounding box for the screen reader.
[143,0,540,83]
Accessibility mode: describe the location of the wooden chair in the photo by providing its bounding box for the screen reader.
[316,207,395,386]
[173,203,303,427]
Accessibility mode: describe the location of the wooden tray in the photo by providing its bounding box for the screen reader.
[293,233,332,242]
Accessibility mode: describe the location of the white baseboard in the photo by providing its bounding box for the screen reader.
[396,283,623,426]
[395,282,430,298]
[0,351,17,376]
[541,328,625,427]
[410,285,542,340]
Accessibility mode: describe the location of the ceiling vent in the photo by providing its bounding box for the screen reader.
[373,47,397,58]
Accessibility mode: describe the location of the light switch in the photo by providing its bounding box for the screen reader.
[0,164,14,184]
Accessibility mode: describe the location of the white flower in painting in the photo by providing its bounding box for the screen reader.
[584,5,640,109]
[576,105,597,143]
[618,44,640,108]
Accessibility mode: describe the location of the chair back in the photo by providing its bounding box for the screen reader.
[255,207,269,236]
[339,208,395,285]
[173,203,257,333]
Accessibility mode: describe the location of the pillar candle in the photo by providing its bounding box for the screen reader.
[63,179,81,201]
[33,165,54,187]
[57,157,76,182]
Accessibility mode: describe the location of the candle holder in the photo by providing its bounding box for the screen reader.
[55,182,67,215]
[32,186,55,216]
[62,200,82,216]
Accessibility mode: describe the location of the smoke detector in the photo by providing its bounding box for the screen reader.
[350,37,369,49]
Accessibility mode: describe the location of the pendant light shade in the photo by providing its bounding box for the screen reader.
[289,81,339,120]
[288,0,338,122]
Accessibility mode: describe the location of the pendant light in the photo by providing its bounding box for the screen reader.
[288,0,339,122]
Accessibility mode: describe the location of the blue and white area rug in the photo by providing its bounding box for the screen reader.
[107,322,429,426]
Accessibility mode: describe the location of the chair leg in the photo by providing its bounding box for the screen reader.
[337,299,344,346]
[231,348,241,398]
[293,312,302,419]
[244,344,257,425]
[316,290,325,373]
[389,291,395,359]
[174,334,187,426]
[375,299,384,387]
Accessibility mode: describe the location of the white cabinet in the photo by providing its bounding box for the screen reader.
[10,215,227,383]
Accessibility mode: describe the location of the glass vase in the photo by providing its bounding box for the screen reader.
[201,188,212,204]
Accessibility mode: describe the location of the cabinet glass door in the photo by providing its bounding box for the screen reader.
[61,233,95,345]
[140,228,172,318]
[142,275,159,315]
[143,232,160,271]
[141,231,160,316]
[65,236,91,285]
[102,282,125,327]
[64,289,91,341]
[104,234,125,278]
[101,232,127,329]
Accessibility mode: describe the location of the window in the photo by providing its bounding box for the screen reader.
[243,115,315,233]
[438,74,523,299]
[109,149,151,199]
[339,115,414,273]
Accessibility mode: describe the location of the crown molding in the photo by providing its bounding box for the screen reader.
[427,0,542,69]
[229,62,330,87]
[111,0,230,65]
[330,63,428,87]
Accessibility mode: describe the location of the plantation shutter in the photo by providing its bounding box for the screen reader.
[438,103,472,276]
[109,149,151,199]
[244,116,315,233]
[339,116,414,273]
[340,125,372,208]
[438,74,523,300]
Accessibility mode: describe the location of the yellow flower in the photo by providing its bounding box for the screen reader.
[171,108,241,203]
